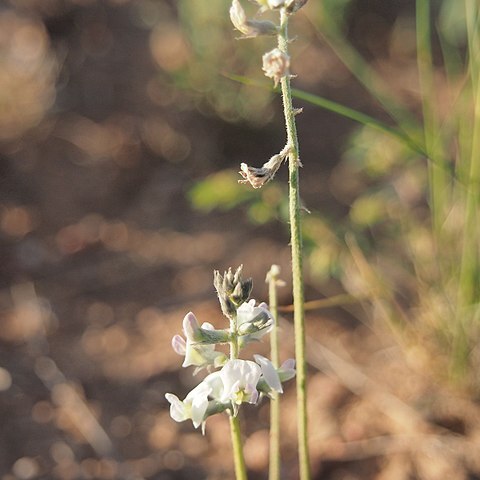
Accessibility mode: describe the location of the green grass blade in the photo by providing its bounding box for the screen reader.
[290,87,426,156]
[225,72,427,156]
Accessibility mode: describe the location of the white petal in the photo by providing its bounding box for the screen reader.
[203,371,224,399]
[245,383,259,404]
[268,0,285,7]
[183,312,200,341]
[201,322,215,330]
[165,393,187,422]
[184,382,211,428]
[220,359,261,403]
[279,358,296,381]
[254,354,283,393]
[230,0,247,33]
[281,358,295,370]
[171,335,186,355]
[182,345,207,368]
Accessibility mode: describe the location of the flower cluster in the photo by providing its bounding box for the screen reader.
[166,266,295,433]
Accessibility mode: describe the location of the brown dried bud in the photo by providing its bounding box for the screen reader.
[239,146,290,188]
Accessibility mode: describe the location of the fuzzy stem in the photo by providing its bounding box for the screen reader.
[267,266,281,480]
[278,10,311,480]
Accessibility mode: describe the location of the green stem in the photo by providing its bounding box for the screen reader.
[459,80,480,307]
[456,1,480,375]
[230,415,248,480]
[416,0,447,237]
[278,11,311,480]
[459,0,480,299]
[267,266,281,480]
[230,315,240,360]
[228,313,247,479]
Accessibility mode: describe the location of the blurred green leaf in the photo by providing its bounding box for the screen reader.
[438,0,467,47]
[188,170,253,212]
[349,193,389,227]
[343,125,411,179]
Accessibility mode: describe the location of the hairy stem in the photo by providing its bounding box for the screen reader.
[278,10,311,480]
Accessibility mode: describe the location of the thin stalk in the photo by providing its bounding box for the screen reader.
[416,0,447,236]
[267,266,281,480]
[228,313,247,480]
[230,314,240,360]
[278,10,311,480]
[315,11,422,144]
[458,78,480,309]
[458,0,480,306]
[230,415,248,480]
[289,88,426,157]
[456,0,480,377]
[279,292,365,312]
[465,0,479,86]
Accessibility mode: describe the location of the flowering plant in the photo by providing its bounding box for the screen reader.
[168,0,309,477]
[165,265,295,471]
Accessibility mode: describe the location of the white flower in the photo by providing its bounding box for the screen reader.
[171,313,227,373]
[219,359,262,405]
[165,371,224,431]
[165,381,211,429]
[237,299,273,340]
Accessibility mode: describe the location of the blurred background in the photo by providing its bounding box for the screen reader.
[2,0,480,479]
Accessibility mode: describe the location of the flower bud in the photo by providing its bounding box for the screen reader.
[183,312,203,342]
[237,309,272,335]
[262,48,290,86]
[214,266,252,318]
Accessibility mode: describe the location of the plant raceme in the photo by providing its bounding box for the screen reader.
[166,266,295,434]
